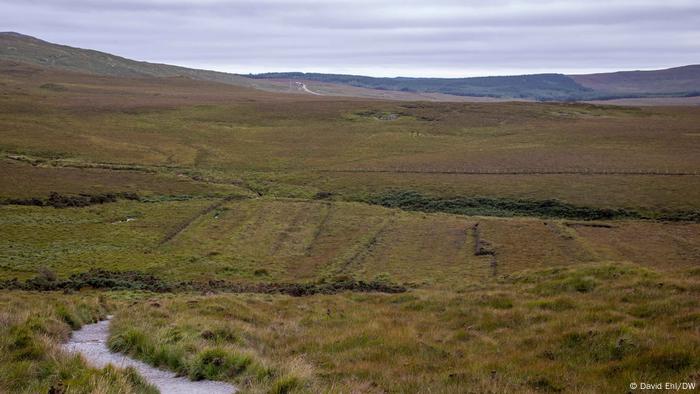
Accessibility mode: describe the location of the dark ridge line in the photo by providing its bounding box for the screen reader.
[366,190,700,222]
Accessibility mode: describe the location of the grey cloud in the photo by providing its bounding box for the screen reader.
[2,0,699,76]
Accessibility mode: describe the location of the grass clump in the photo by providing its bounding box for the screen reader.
[107,297,317,392]
[556,327,643,362]
[529,297,576,311]
[478,294,514,309]
[0,292,157,393]
[189,348,253,380]
[109,327,187,373]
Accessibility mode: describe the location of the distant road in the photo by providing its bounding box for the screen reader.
[300,83,323,95]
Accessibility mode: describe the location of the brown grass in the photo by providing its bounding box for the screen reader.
[1,61,699,393]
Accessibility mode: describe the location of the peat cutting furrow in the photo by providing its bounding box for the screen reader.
[333,215,395,276]
[159,196,243,245]
[304,202,333,256]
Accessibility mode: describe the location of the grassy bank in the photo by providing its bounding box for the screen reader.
[105,262,700,393]
[0,292,157,393]
[2,199,699,285]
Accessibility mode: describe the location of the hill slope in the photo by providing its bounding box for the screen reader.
[2,32,699,101]
[0,32,285,91]
[253,65,700,101]
[570,65,700,96]
[251,72,593,101]
[0,32,481,101]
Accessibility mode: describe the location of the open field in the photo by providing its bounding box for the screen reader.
[2,199,699,282]
[3,261,699,393]
[3,63,700,212]
[106,264,700,393]
[1,61,699,393]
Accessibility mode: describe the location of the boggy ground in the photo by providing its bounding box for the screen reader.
[2,198,698,283]
[1,197,699,392]
[0,62,699,393]
[106,262,699,393]
[2,261,698,393]
[2,62,700,211]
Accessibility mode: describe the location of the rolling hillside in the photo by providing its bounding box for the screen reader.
[3,32,699,101]
[0,32,287,92]
[251,72,594,100]
[570,65,700,95]
[253,66,700,101]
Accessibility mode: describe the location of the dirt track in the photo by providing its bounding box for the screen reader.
[62,317,237,394]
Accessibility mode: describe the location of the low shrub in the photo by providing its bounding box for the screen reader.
[367,190,641,220]
[530,297,576,311]
[1,191,140,208]
[366,190,700,221]
[0,269,407,296]
[269,374,302,394]
[478,294,514,309]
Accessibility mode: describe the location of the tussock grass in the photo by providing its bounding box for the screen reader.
[105,261,700,392]
[107,297,318,393]
[0,291,157,393]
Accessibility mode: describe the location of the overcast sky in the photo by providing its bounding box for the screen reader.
[2,0,699,77]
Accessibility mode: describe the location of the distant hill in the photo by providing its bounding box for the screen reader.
[570,65,700,96]
[0,32,282,91]
[2,32,699,101]
[250,72,593,101]
[253,66,700,101]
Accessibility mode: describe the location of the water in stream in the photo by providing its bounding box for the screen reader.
[62,317,237,394]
